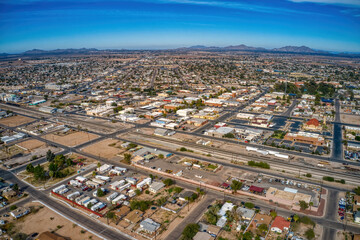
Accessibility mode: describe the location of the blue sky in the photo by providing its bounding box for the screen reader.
[0,0,359,53]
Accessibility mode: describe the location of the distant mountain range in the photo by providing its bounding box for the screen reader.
[2,44,359,57]
[180,44,328,54]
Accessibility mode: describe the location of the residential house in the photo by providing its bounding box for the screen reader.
[10,207,30,219]
[149,182,165,193]
[271,216,290,233]
[124,210,143,224]
[139,218,160,234]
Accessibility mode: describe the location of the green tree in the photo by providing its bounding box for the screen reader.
[26,163,34,173]
[353,186,360,195]
[106,211,116,225]
[309,202,314,211]
[10,205,17,210]
[13,233,28,240]
[293,214,300,222]
[158,154,164,159]
[244,202,254,209]
[97,188,105,197]
[174,187,183,194]
[205,205,220,225]
[224,133,235,138]
[33,164,46,181]
[270,211,277,219]
[231,180,242,193]
[322,176,334,182]
[46,150,55,162]
[299,200,309,210]
[54,154,66,168]
[181,223,199,240]
[123,153,132,164]
[49,170,54,179]
[305,228,315,240]
[257,223,268,234]
[242,231,253,240]
[163,178,174,187]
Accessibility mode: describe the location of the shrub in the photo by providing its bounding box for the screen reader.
[244,202,254,209]
[305,228,315,240]
[248,161,270,169]
[9,205,17,211]
[323,176,334,182]
[181,223,199,240]
[180,147,187,152]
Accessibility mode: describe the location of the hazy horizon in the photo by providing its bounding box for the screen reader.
[1,0,360,53]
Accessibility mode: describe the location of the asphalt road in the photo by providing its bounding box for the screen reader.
[332,99,343,160]
[164,196,215,240]
[282,99,298,117]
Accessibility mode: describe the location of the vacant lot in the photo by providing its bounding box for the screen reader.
[16,139,46,151]
[43,131,98,147]
[0,145,24,161]
[13,202,101,240]
[341,113,360,125]
[81,139,125,159]
[0,115,34,127]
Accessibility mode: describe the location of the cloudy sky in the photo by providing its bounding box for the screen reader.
[0,0,359,53]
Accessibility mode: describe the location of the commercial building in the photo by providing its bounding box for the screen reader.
[176,108,197,117]
[284,131,325,146]
[304,118,321,131]
[205,127,235,138]
[39,106,57,114]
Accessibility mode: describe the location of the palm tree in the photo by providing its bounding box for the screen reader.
[106,211,116,225]
[309,202,314,211]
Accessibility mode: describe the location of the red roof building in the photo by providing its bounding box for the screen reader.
[271,216,290,233]
[249,185,264,193]
[306,118,320,127]
[305,118,321,131]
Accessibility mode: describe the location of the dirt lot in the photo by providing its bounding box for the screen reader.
[81,139,125,159]
[16,139,46,151]
[0,145,24,161]
[0,115,34,127]
[43,131,99,147]
[341,114,360,125]
[9,202,101,240]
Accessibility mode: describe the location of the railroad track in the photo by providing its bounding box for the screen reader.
[129,132,360,184]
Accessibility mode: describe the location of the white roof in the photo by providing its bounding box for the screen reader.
[218,202,235,216]
[284,187,298,194]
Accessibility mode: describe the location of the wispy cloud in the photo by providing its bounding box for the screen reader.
[153,0,322,15]
[0,0,328,16]
[288,0,360,7]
